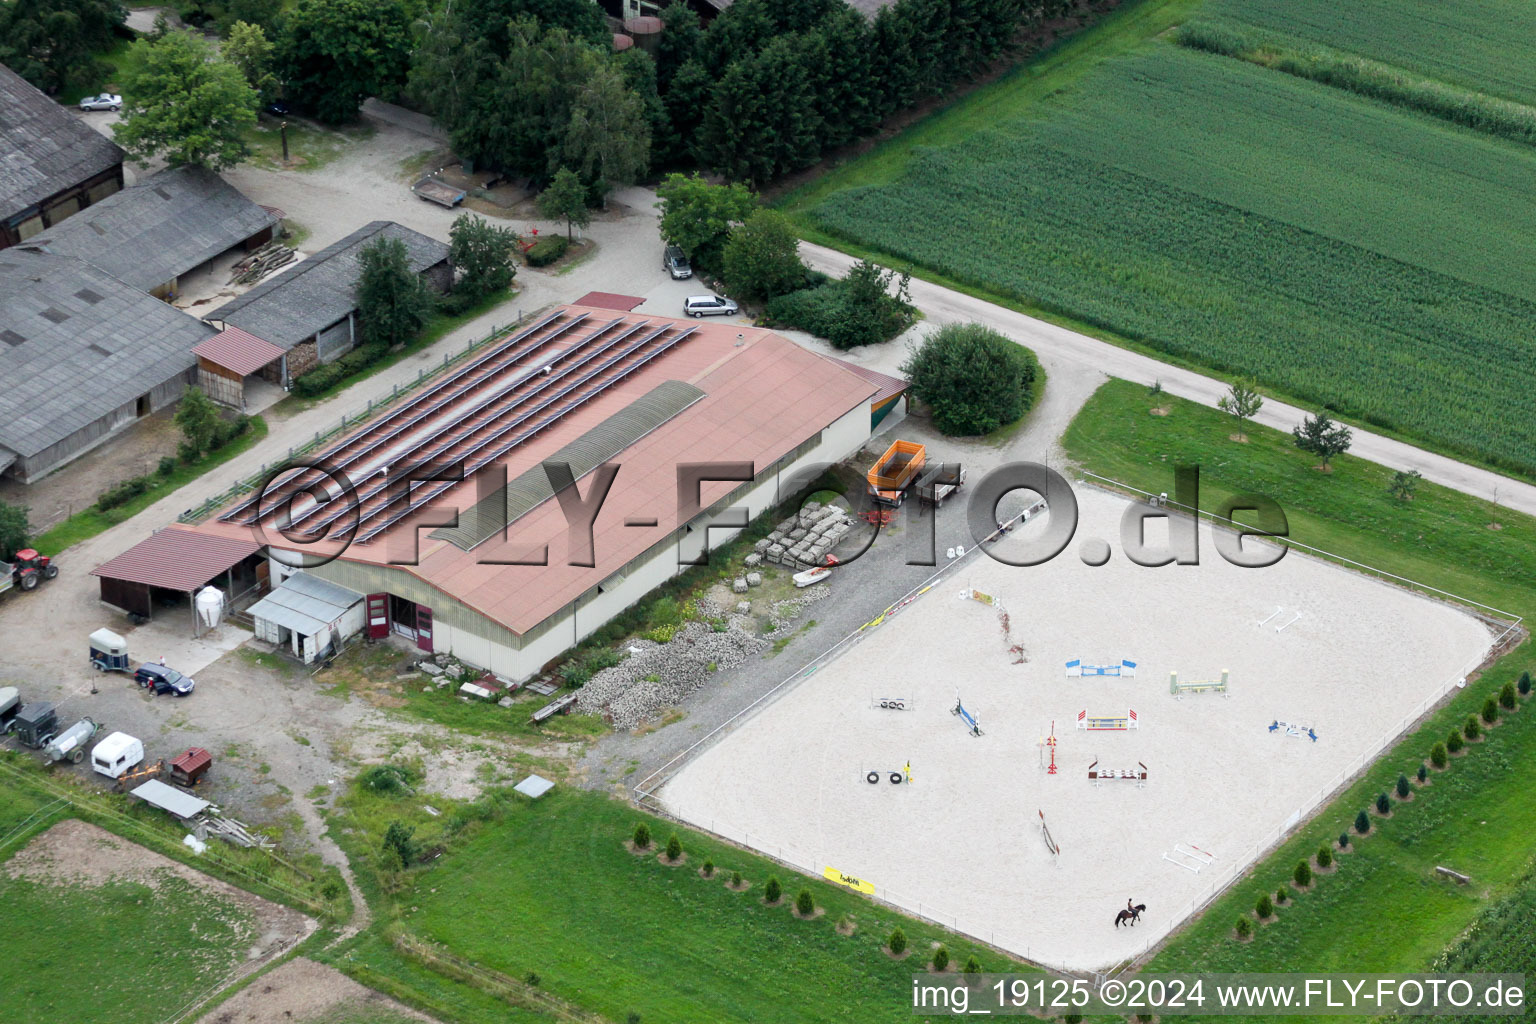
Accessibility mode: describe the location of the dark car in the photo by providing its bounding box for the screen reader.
[265,100,291,117]
[134,663,195,697]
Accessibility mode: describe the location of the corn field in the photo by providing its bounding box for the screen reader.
[813,46,1536,474]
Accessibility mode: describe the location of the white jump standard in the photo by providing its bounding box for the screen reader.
[1066,659,1137,678]
[952,696,983,737]
[1168,669,1230,698]
[1087,758,1148,788]
[1076,708,1138,731]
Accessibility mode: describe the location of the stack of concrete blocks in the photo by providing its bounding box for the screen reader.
[753,501,853,569]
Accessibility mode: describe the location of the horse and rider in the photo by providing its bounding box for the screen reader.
[1115,898,1146,928]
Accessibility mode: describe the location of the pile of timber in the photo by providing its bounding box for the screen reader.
[228,241,297,285]
[199,813,274,848]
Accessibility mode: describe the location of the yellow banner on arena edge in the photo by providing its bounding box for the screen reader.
[823,866,875,895]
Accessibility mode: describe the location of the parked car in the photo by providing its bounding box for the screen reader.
[682,294,739,318]
[79,93,122,112]
[134,663,195,697]
[663,245,692,279]
[265,99,291,117]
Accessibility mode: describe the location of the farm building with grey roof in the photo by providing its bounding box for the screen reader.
[0,248,216,482]
[0,62,125,249]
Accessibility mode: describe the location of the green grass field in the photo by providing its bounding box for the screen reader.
[1197,0,1536,106]
[810,44,1536,475]
[1063,381,1536,1016]
[334,785,1021,1024]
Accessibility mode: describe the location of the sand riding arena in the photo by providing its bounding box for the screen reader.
[652,486,1502,972]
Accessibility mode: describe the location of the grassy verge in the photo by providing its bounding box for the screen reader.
[1062,380,1535,1012]
[329,779,1027,1024]
[277,292,525,410]
[242,117,375,172]
[33,416,268,554]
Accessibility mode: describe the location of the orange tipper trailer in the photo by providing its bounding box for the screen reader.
[866,439,926,506]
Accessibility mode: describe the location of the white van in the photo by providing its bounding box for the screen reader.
[91,731,144,779]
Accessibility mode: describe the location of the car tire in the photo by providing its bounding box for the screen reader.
[690,311,703,318]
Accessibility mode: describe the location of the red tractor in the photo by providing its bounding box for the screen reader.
[2,549,58,595]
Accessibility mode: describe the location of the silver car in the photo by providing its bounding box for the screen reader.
[79,93,122,111]
[682,294,739,318]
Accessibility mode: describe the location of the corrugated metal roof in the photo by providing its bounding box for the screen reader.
[573,291,645,311]
[0,63,124,219]
[0,248,215,458]
[431,379,706,551]
[91,526,260,590]
[825,356,908,405]
[207,221,449,349]
[246,571,362,635]
[193,326,286,376]
[29,166,281,292]
[131,778,210,819]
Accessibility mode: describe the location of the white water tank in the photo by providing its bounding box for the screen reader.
[195,586,225,629]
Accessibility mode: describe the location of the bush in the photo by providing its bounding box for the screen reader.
[665,833,682,861]
[963,956,980,975]
[1500,681,1517,709]
[902,323,1041,436]
[1430,741,1448,768]
[730,870,743,887]
[1355,810,1371,835]
[887,926,907,955]
[156,456,177,477]
[632,822,651,849]
[764,875,782,903]
[644,624,677,644]
[1294,860,1313,887]
[701,859,714,877]
[1464,715,1481,740]
[96,476,151,511]
[1417,764,1428,783]
[1396,774,1411,799]
[1337,833,1349,851]
[1256,893,1273,919]
[722,209,806,302]
[763,260,916,350]
[795,889,814,916]
[1275,886,1288,904]
[1519,671,1531,696]
[931,945,949,970]
[292,362,348,397]
[626,1014,641,1024]
[382,820,417,866]
[1447,729,1465,753]
[1481,698,1499,725]
[360,763,415,795]
[525,234,569,267]
[1375,792,1391,814]
[1316,844,1333,869]
[1235,916,1253,939]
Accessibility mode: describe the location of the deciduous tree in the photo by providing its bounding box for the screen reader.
[1292,410,1353,469]
[174,386,223,456]
[722,210,805,302]
[113,31,257,170]
[448,214,518,301]
[1217,377,1263,436]
[656,173,756,273]
[561,63,651,194]
[357,238,434,349]
[902,323,1039,436]
[0,0,123,95]
[536,167,591,240]
[0,502,30,562]
[223,20,276,102]
[278,0,413,124]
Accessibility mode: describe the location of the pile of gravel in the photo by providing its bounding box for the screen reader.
[575,591,830,730]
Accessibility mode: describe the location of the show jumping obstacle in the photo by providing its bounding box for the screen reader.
[1076,708,1137,731]
[1269,719,1318,742]
[871,696,911,711]
[1087,758,1148,788]
[1066,659,1137,678]
[1163,843,1215,874]
[864,761,912,785]
[1168,669,1229,698]
[1039,720,1059,774]
[952,696,983,737]
[1038,809,1060,860]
